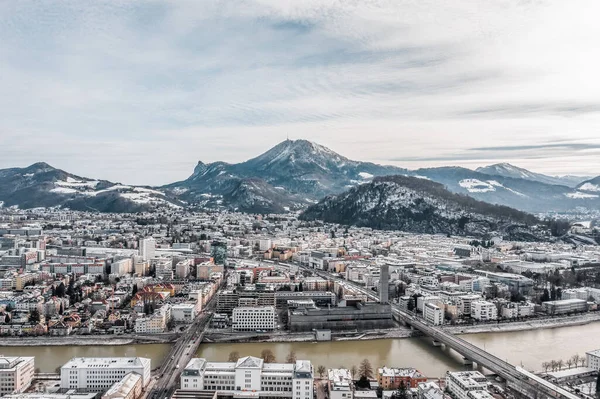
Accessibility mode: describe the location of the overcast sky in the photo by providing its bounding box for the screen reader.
[1,0,600,185]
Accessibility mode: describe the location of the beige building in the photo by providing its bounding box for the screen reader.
[0,356,35,396]
[101,372,143,399]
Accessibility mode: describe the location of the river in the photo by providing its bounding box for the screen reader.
[2,323,599,376]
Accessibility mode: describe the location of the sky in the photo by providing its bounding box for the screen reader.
[1,0,600,185]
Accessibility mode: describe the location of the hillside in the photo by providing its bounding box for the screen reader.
[300,175,548,241]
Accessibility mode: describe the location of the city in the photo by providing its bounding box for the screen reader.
[2,1,600,399]
[1,206,600,398]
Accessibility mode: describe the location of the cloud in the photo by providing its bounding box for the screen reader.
[1,0,600,184]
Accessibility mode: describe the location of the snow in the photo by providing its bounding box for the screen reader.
[50,187,78,194]
[274,186,285,190]
[55,180,99,188]
[358,172,374,179]
[459,179,496,193]
[579,183,600,192]
[23,173,34,177]
[171,187,188,195]
[133,186,163,195]
[566,192,599,199]
[414,175,431,180]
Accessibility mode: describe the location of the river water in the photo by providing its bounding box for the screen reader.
[2,323,599,376]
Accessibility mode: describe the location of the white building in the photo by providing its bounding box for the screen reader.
[259,239,272,251]
[586,349,600,371]
[134,305,171,333]
[446,371,489,399]
[60,357,151,392]
[423,302,444,326]
[176,259,192,280]
[328,369,353,399]
[456,295,481,316]
[139,238,156,261]
[232,306,276,332]
[172,303,197,323]
[111,259,133,276]
[180,356,314,399]
[0,356,35,397]
[470,301,498,321]
[417,382,445,399]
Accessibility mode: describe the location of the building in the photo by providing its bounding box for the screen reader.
[3,395,97,399]
[232,306,276,332]
[288,303,393,332]
[60,357,151,392]
[139,238,156,261]
[111,259,133,276]
[542,299,588,315]
[446,371,489,399]
[423,303,444,326]
[0,356,35,396]
[376,367,427,389]
[417,382,446,399]
[172,304,197,323]
[180,356,314,399]
[586,349,600,371]
[379,264,389,304]
[176,259,191,280]
[470,301,498,321]
[101,372,143,399]
[328,369,353,399]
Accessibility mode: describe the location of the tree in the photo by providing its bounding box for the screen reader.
[228,351,240,362]
[550,360,557,371]
[132,284,138,296]
[350,365,358,380]
[286,350,297,364]
[261,349,276,363]
[355,376,371,389]
[596,372,600,393]
[55,282,66,298]
[580,358,586,367]
[393,381,408,399]
[29,309,40,324]
[557,360,564,371]
[572,354,580,368]
[298,282,303,292]
[358,359,373,380]
[542,362,550,373]
[317,365,326,378]
[566,359,573,369]
[376,387,383,398]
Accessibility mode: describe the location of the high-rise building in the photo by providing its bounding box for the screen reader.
[379,264,389,304]
[139,238,156,261]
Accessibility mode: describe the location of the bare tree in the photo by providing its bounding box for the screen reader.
[350,365,358,380]
[261,349,276,363]
[557,360,564,371]
[228,351,240,362]
[358,359,374,380]
[286,350,297,364]
[566,359,573,369]
[550,360,557,372]
[542,362,550,374]
[580,357,586,367]
[317,365,326,378]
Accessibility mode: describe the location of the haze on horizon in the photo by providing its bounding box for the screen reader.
[1,1,600,185]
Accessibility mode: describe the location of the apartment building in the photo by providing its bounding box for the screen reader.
[328,369,353,399]
[232,306,276,332]
[376,367,427,389]
[111,259,133,276]
[423,302,444,326]
[586,349,600,371]
[0,356,35,397]
[139,238,156,261]
[446,371,489,399]
[180,356,314,399]
[60,357,151,392]
[470,301,498,321]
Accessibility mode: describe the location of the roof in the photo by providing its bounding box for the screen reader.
[236,356,264,369]
[103,372,142,397]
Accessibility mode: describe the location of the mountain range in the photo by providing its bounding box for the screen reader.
[0,139,598,216]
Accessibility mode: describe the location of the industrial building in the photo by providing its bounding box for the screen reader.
[288,303,393,332]
[541,299,588,315]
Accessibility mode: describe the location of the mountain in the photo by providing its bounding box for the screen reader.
[300,175,548,241]
[408,167,600,213]
[0,162,181,212]
[574,176,600,198]
[164,139,407,212]
[476,163,588,187]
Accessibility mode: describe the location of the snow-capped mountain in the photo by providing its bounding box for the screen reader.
[300,175,548,241]
[163,139,407,212]
[476,163,588,187]
[0,162,181,212]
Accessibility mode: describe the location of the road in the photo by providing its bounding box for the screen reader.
[146,297,217,399]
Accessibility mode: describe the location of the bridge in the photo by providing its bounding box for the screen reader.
[303,266,580,399]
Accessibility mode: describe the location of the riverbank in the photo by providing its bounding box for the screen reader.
[3,312,600,346]
[444,312,600,336]
[0,333,179,347]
